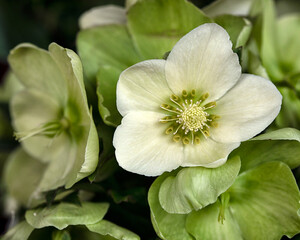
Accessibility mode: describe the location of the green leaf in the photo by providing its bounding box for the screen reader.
[1,221,34,240]
[25,202,109,230]
[186,202,243,240]
[158,156,241,214]
[87,220,140,240]
[229,161,300,239]
[186,161,300,240]
[96,65,122,127]
[127,0,212,59]
[276,87,300,129]
[148,172,194,240]
[3,148,47,207]
[252,127,300,141]
[231,128,300,172]
[214,15,252,48]
[76,25,142,84]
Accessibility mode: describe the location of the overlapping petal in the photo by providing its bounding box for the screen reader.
[113,111,184,176]
[117,60,173,116]
[114,23,282,176]
[182,138,240,167]
[165,23,241,102]
[210,74,282,143]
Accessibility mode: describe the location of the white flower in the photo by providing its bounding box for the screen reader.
[113,23,282,176]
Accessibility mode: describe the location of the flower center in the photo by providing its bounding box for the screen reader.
[181,105,208,132]
[15,117,70,142]
[160,90,219,145]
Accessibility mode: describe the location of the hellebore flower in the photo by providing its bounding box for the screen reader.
[113,23,282,176]
[8,43,99,191]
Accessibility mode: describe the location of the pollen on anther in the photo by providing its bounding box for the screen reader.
[182,90,188,97]
[173,135,181,142]
[165,127,173,134]
[182,136,190,145]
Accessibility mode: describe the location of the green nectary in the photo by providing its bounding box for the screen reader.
[160,90,219,145]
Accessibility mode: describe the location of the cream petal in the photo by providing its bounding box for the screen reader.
[117,60,173,116]
[113,111,184,176]
[210,74,282,143]
[165,23,241,102]
[79,5,126,29]
[182,137,240,167]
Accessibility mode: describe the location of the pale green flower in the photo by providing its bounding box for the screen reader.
[8,43,99,191]
[113,23,282,176]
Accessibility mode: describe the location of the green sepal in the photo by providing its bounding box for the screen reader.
[148,172,194,240]
[158,156,241,214]
[186,161,300,239]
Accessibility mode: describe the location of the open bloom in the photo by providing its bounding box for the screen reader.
[113,23,282,176]
[8,43,99,191]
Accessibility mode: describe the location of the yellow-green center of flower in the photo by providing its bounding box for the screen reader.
[160,90,220,145]
[14,116,70,142]
[181,105,208,132]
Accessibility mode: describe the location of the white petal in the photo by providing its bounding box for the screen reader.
[117,60,173,116]
[210,74,282,143]
[79,5,126,29]
[182,138,240,167]
[203,0,253,17]
[113,111,184,176]
[165,23,241,102]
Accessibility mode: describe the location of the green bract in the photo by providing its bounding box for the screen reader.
[158,156,240,214]
[8,43,99,191]
[149,160,300,240]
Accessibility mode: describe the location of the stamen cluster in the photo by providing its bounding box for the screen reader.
[160,90,219,145]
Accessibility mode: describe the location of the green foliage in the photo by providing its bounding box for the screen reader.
[149,161,300,240]
[232,128,300,172]
[25,202,109,230]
